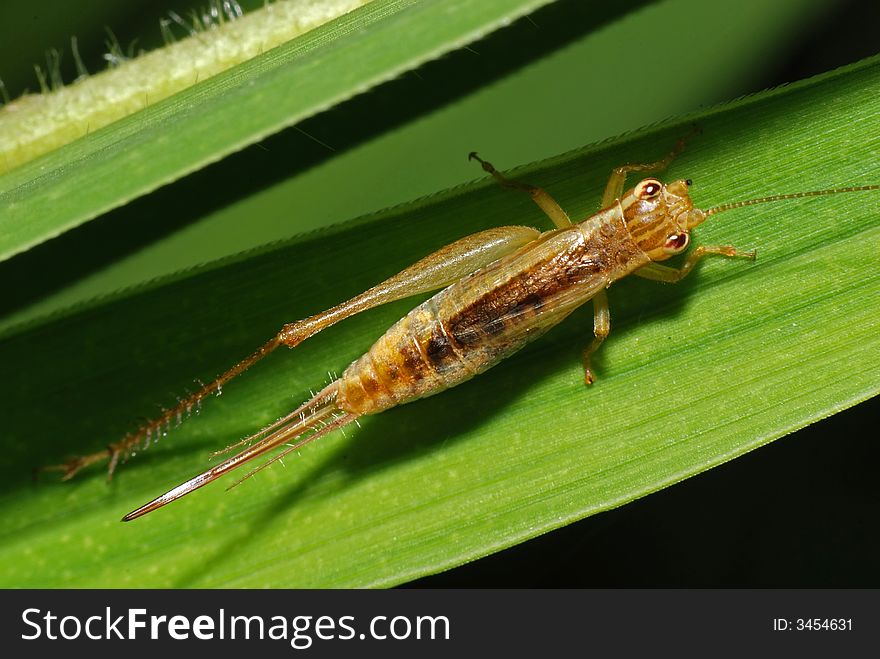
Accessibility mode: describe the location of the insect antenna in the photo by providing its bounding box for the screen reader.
[705,184,880,216]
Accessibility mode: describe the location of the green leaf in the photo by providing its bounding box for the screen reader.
[1,51,877,587]
[0,0,836,333]
[0,0,563,262]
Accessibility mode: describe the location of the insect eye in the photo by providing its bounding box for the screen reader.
[635,179,662,200]
[664,232,690,254]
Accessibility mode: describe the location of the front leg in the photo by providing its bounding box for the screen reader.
[469,152,573,229]
[601,137,689,207]
[634,245,756,283]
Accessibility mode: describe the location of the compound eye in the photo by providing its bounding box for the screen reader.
[664,232,690,254]
[634,178,662,200]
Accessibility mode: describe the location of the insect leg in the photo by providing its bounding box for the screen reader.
[42,226,540,481]
[469,152,572,228]
[602,138,688,207]
[581,290,610,385]
[634,245,756,283]
[39,335,284,482]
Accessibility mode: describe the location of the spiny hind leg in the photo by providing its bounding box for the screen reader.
[43,226,541,481]
[39,439,127,482]
[634,245,756,283]
[40,334,283,482]
[602,127,699,206]
[582,290,610,385]
[469,152,572,228]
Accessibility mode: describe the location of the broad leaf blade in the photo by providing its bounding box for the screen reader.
[0,0,837,335]
[1,55,878,587]
[0,0,561,262]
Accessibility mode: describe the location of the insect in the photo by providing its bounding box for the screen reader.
[43,138,879,521]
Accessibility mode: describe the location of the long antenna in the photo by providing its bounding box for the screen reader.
[706,184,880,216]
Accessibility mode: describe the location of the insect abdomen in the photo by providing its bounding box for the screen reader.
[336,226,612,415]
[334,299,466,415]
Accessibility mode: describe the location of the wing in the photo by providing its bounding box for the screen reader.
[434,226,610,371]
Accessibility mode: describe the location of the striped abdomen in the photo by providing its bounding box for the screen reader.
[336,213,648,415]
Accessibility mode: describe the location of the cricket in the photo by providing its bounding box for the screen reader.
[42,137,880,521]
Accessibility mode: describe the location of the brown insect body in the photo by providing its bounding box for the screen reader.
[121,182,689,520]
[339,204,656,414]
[45,141,879,521]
